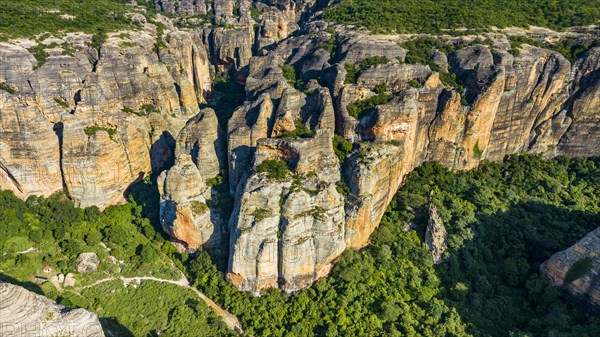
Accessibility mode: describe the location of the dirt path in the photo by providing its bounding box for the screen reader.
[77,273,244,334]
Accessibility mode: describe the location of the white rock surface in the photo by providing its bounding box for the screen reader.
[0,282,105,337]
[77,252,100,273]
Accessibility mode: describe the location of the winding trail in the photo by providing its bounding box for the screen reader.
[77,272,244,334]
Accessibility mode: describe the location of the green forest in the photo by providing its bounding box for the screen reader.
[0,189,232,336]
[0,191,180,283]
[1,155,599,336]
[0,0,147,41]
[181,155,600,336]
[324,0,600,34]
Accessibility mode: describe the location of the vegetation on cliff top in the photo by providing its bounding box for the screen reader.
[276,119,315,139]
[325,0,600,34]
[565,257,595,284]
[256,159,291,180]
[347,89,394,120]
[0,0,144,41]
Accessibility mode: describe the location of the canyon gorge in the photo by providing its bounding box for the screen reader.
[1,0,599,299]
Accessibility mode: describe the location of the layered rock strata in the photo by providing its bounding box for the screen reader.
[218,23,600,291]
[0,25,212,209]
[226,130,346,293]
[0,282,105,337]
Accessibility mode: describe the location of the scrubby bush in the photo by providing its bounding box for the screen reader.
[333,135,353,163]
[276,119,315,139]
[347,92,393,119]
[256,159,290,180]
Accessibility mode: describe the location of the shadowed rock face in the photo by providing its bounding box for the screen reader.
[217,21,600,291]
[158,109,225,250]
[1,1,600,292]
[0,282,105,337]
[541,227,600,311]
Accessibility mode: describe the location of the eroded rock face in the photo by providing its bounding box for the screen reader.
[158,109,224,249]
[153,0,208,15]
[541,227,600,310]
[227,130,346,293]
[0,282,105,337]
[344,142,408,247]
[0,25,212,209]
[61,114,151,208]
[425,204,448,265]
[218,22,600,292]
[0,100,62,199]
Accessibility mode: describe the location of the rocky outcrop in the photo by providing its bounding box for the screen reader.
[555,48,600,156]
[0,99,62,199]
[226,130,346,293]
[52,273,76,288]
[152,0,208,16]
[0,22,212,209]
[425,204,448,264]
[541,227,600,310]
[77,252,100,273]
[61,113,152,208]
[222,40,347,291]
[158,109,224,249]
[344,142,408,247]
[0,282,105,337]
[227,93,274,194]
[217,22,600,292]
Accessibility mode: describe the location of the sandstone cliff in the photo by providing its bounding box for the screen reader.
[217,22,600,291]
[541,227,600,310]
[0,25,212,209]
[1,1,600,293]
[158,109,225,249]
[0,282,105,337]
[226,130,346,293]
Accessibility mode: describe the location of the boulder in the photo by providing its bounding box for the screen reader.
[63,273,76,288]
[77,252,100,273]
[541,227,600,310]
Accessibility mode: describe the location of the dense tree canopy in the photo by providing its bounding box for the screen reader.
[0,191,177,282]
[324,0,600,34]
[181,155,600,336]
[0,188,233,336]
